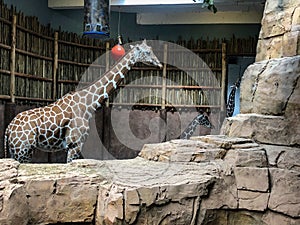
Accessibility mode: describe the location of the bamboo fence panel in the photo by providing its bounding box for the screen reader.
[0,0,257,109]
[0,1,12,99]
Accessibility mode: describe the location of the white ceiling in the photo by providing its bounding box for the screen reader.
[48,0,266,24]
[113,0,265,13]
[48,0,266,13]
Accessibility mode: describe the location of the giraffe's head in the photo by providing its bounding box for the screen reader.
[130,40,163,68]
[196,114,215,129]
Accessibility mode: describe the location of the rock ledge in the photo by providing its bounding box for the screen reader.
[1,135,299,225]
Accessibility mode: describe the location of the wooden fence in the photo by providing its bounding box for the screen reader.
[0,1,258,112]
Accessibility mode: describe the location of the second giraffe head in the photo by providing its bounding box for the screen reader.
[130,40,163,68]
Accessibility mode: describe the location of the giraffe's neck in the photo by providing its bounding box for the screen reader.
[180,119,199,139]
[226,86,237,117]
[76,48,137,113]
[179,114,213,139]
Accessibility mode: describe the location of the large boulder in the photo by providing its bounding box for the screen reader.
[222,47,300,146]
[222,0,300,146]
[240,56,300,115]
[221,113,300,146]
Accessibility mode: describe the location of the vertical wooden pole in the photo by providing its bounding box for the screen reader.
[52,32,58,100]
[49,32,58,162]
[105,41,110,107]
[103,41,111,155]
[160,43,168,142]
[10,15,16,103]
[221,43,227,114]
[161,43,168,109]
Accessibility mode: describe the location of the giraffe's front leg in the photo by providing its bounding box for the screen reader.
[65,118,89,163]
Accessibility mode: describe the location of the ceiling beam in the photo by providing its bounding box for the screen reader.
[137,11,263,24]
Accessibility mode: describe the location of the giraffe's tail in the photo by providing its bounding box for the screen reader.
[4,127,9,158]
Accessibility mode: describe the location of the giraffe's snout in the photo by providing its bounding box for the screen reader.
[152,57,163,68]
[157,62,163,68]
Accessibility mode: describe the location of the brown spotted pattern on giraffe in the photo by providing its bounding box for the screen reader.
[4,40,162,163]
[180,114,214,139]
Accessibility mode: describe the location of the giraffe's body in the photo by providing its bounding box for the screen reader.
[5,40,162,163]
[226,79,241,117]
[179,114,214,139]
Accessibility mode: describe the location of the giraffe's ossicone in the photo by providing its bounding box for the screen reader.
[4,40,162,163]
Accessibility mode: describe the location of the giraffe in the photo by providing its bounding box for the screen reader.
[226,78,241,117]
[179,114,214,139]
[4,40,162,163]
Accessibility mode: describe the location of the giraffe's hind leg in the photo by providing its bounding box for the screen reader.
[66,144,83,163]
[11,147,33,163]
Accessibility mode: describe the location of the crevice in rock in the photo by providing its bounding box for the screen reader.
[190,196,201,225]
[262,31,286,40]
[121,188,126,225]
[266,168,272,210]
[274,151,285,166]
[129,188,143,224]
[52,180,57,194]
[158,212,171,225]
[267,208,299,219]
[254,140,295,148]
[91,185,100,225]
[251,60,270,102]
[281,74,299,113]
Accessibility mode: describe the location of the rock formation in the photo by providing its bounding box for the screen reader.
[221,0,300,146]
[256,0,300,61]
[0,136,299,224]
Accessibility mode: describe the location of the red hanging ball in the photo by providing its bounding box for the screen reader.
[111,44,125,61]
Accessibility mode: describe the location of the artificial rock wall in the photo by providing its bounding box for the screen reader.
[1,136,299,225]
[221,0,300,146]
[256,0,300,61]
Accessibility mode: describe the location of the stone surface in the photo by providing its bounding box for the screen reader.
[224,148,268,168]
[221,113,300,146]
[238,190,269,211]
[1,135,300,224]
[224,0,300,148]
[234,167,269,192]
[268,168,300,217]
[262,210,300,225]
[0,156,218,225]
[256,0,300,61]
[201,175,238,210]
[140,135,258,163]
[263,144,300,171]
[240,56,300,115]
[200,209,279,225]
